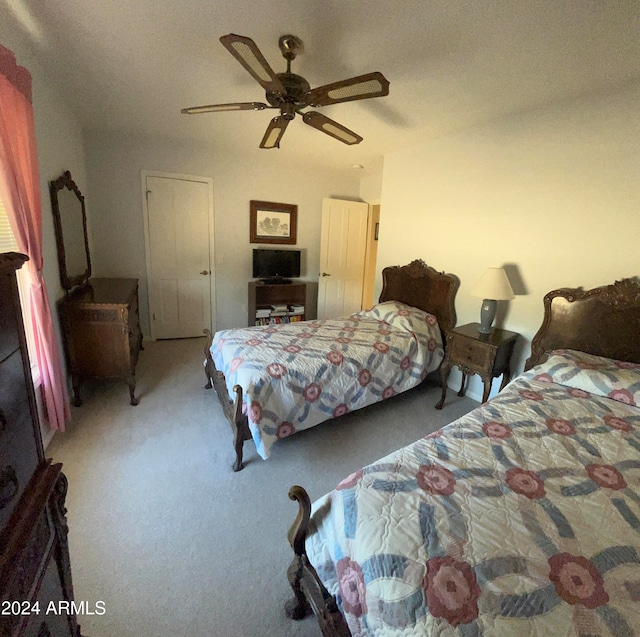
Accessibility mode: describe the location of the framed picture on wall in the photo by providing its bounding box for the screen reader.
[250,200,297,245]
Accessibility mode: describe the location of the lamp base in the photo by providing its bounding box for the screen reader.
[478,299,497,334]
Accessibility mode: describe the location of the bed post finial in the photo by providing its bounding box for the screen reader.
[287,485,311,556]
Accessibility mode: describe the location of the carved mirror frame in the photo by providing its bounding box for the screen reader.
[49,170,91,291]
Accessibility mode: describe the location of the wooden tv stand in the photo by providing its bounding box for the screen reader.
[248,280,306,326]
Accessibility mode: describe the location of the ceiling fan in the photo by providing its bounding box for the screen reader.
[181,33,390,149]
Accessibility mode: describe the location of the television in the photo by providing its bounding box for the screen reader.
[252,249,301,283]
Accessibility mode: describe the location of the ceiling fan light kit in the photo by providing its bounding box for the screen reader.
[182,33,389,149]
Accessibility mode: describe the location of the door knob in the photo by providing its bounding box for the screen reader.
[321,272,331,277]
[200,270,210,275]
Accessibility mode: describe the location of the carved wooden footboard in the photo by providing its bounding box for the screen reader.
[286,486,351,637]
[203,329,252,471]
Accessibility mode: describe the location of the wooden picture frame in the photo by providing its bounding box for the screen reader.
[250,200,297,245]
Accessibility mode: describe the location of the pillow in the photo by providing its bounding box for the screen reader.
[524,349,640,407]
[357,301,440,338]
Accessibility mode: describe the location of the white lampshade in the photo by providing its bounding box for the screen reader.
[471,267,515,300]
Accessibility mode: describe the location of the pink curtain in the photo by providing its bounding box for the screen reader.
[0,45,70,431]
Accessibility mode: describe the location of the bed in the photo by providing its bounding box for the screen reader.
[204,260,459,471]
[286,277,640,636]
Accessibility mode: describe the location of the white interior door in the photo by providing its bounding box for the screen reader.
[144,174,213,339]
[317,198,369,319]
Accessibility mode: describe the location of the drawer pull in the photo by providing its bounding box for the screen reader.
[0,465,18,509]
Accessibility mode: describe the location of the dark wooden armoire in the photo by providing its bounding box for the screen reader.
[0,252,82,637]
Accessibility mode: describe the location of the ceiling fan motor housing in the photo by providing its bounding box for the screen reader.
[267,72,311,109]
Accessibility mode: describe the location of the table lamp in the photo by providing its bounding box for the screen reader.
[470,267,515,334]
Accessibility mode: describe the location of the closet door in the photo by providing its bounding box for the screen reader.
[144,174,214,339]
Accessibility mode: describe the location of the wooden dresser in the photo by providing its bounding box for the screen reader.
[58,278,143,406]
[0,252,83,637]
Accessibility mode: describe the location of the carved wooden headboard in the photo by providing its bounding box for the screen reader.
[379,259,459,336]
[524,278,640,370]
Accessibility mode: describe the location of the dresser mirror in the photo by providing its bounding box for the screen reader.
[50,170,91,291]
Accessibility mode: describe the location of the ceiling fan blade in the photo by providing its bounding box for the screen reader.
[181,102,269,114]
[260,116,290,149]
[220,34,285,94]
[302,111,363,145]
[305,72,389,107]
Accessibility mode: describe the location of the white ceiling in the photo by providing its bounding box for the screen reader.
[4,0,640,174]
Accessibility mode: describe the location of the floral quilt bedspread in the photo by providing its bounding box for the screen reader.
[211,301,444,459]
[306,349,640,636]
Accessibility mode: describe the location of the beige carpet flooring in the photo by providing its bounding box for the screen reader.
[46,337,477,637]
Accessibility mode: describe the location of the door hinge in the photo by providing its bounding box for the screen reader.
[152,313,155,321]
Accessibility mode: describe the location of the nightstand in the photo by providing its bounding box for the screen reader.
[435,322,519,409]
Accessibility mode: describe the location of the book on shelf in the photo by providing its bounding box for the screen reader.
[270,304,288,312]
[255,308,272,318]
[255,314,304,326]
[288,304,305,314]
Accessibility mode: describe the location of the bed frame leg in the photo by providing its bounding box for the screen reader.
[285,558,313,620]
[232,436,244,472]
[231,384,245,472]
[203,329,213,389]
